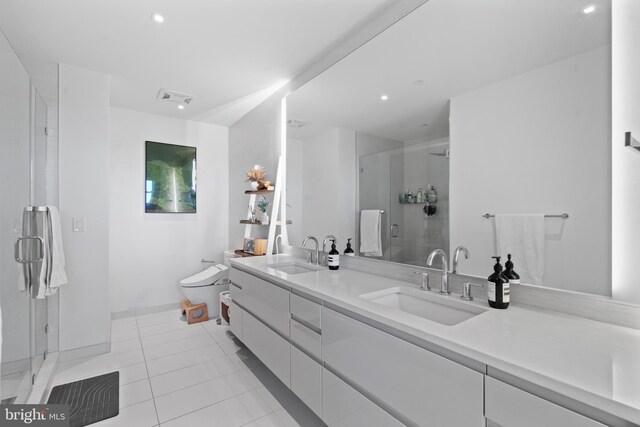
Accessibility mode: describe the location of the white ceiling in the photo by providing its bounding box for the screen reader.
[287,0,611,142]
[0,0,396,125]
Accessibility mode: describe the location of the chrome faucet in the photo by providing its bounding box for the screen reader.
[321,235,337,267]
[427,249,450,295]
[275,234,283,254]
[302,236,319,265]
[452,246,470,274]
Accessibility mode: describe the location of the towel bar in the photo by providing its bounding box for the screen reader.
[483,213,569,219]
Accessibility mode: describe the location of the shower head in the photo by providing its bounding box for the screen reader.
[429,148,450,159]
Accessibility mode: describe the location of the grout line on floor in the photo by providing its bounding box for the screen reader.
[135,313,162,427]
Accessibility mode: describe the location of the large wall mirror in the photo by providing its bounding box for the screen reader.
[286,0,612,297]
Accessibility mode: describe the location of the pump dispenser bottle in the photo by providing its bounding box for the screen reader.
[328,239,340,270]
[488,256,510,309]
[344,238,355,256]
[503,253,520,285]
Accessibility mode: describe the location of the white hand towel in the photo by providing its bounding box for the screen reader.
[47,206,68,293]
[495,214,545,285]
[360,210,382,257]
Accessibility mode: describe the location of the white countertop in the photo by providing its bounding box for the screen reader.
[231,254,640,425]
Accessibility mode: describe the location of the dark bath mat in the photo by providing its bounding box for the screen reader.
[47,371,119,427]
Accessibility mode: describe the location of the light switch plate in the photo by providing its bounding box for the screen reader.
[72,217,85,232]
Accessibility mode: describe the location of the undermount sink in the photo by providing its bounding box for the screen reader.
[360,286,487,326]
[266,261,323,275]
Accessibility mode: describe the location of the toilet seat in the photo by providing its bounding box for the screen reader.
[180,265,228,288]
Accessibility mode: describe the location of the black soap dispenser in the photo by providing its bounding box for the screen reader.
[344,238,355,256]
[328,239,340,270]
[488,256,510,309]
[503,253,521,285]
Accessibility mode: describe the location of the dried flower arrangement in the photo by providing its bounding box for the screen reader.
[245,166,266,182]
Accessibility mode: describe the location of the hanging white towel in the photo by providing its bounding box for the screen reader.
[495,214,545,285]
[360,210,382,257]
[46,206,68,294]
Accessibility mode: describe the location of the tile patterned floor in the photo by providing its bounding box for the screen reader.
[51,309,326,427]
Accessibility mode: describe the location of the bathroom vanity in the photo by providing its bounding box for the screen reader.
[229,255,640,427]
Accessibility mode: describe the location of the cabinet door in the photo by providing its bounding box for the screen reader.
[322,307,484,426]
[242,310,291,387]
[230,268,289,335]
[485,377,605,427]
[322,368,404,427]
[291,345,322,418]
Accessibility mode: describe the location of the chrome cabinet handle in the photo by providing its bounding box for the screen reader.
[391,224,399,237]
[14,236,44,264]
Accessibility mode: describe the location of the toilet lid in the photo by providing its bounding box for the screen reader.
[180,266,222,287]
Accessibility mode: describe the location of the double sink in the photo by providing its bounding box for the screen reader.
[265,260,486,326]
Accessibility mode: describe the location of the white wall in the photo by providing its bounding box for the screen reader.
[109,108,229,313]
[450,46,611,295]
[612,0,640,304]
[58,64,111,351]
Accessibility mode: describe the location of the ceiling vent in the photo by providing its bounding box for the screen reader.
[287,119,307,128]
[157,89,194,105]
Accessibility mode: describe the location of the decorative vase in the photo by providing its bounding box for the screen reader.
[250,181,259,191]
[259,212,269,225]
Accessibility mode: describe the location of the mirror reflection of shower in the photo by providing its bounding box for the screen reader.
[358,137,450,267]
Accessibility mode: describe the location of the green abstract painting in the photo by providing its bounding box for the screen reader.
[145,141,197,213]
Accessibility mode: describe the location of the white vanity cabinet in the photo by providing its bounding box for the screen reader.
[290,293,323,418]
[485,377,605,427]
[322,306,485,427]
[228,268,291,386]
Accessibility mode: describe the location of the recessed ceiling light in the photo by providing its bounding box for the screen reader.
[583,5,595,14]
[178,104,184,110]
[380,95,389,101]
[152,13,165,23]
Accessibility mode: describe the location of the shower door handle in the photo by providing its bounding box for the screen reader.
[391,224,400,238]
[14,236,44,264]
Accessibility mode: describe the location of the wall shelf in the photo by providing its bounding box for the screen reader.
[240,219,292,225]
[245,189,274,195]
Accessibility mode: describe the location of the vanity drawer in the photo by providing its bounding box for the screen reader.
[291,345,322,418]
[322,367,403,427]
[290,293,321,330]
[242,310,290,387]
[290,317,321,359]
[230,267,290,336]
[322,306,484,426]
[485,377,605,427]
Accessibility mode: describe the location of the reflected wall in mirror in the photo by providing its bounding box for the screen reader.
[286,0,612,297]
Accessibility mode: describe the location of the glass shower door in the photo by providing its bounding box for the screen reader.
[0,51,33,402]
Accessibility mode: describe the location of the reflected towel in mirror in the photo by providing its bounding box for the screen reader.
[360,210,382,257]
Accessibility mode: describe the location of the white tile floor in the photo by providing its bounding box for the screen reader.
[51,309,326,427]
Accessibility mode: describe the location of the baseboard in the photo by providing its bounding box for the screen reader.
[111,301,182,320]
[58,342,111,362]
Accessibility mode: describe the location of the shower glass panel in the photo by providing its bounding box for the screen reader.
[359,140,450,267]
[1,30,50,403]
[0,48,33,402]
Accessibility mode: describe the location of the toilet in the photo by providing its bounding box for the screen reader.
[179,264,229,318]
